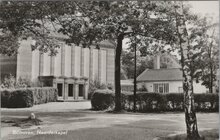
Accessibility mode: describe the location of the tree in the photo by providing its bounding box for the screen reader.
[121,50,153,79]
[200,27,219,93]
[53,1,177,111]
[0,2,75,55]
[185,14,219,94]
[174,2,200,139]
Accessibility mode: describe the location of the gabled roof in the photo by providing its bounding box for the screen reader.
[137,68,183,82]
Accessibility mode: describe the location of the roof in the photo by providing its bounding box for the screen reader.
[137,68,183,82]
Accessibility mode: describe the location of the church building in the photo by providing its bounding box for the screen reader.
[0,38,115,101]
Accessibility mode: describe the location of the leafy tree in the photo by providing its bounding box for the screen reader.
[174,2,200,139]
[121,50,153,79]
[200,27,219,93]
[53,1,176,111]
[182,14,219,94]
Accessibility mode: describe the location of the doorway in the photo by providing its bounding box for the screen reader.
[57,83,63,97]
[68,84,73,97]
[79,84,84,97]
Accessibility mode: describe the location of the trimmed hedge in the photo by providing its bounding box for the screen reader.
[1,87,57,108]
[91,90,115,110]
[91,91,219,112]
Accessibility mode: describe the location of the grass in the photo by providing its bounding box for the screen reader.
[158,129,219,140]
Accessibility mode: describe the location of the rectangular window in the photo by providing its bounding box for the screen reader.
[178,87,183,93]
[153,83,169,93]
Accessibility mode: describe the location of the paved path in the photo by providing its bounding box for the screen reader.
[1,101,91,112]
[1,101,219,140]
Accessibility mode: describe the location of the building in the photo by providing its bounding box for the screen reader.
[121,79,134,91]
[137,52,208,93]
[0,38,115,100]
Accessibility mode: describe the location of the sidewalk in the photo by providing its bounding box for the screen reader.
[1,101,91,112]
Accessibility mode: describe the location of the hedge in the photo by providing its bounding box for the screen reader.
[91,89,115,110]
[1,87,58,108]
[91,91,219,112]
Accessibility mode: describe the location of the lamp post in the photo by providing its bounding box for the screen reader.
[133,44,137,112]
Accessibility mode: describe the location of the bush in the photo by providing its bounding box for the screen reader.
[88,79,108,99]
[30,87,58,105]
[91,91,219,112]
[91,89,114,110]
[1,89,34,108]
[1,87,57,108]
[0,74,31,89]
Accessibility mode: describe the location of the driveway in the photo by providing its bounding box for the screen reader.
[1,101,219,140]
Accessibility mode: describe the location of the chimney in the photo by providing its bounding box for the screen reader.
[154,53,160,69]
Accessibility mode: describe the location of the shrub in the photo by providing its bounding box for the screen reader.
[91,91,219,112]
[1,89,34,108]
[165,93,184,111]
[91,89,114,110]
[1,87,57,108]
[137,85,148,92]
[0,74,31,89]
[88,79,107,99]
[30,87,58,105]
[91,90,132,111]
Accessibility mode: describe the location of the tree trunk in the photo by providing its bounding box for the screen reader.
[114,34,124,111]
[174,2,200,139]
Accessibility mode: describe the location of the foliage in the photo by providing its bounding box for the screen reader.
[88,79,107,99]
[121,50,154,79]
[91,91,219,112]
[137,85,148,92]
[0,74,31,89]
[1,87,57,108]
[0,74,16,89]
[91,89,115,110]
[1,89,34,108]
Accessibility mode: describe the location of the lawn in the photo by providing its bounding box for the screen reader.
[1,102,219,140]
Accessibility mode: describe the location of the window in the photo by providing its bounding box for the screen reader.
[178,87,183,93]
[153,83,169,93]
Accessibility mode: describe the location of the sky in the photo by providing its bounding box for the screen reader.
[123,1,219,50]
[189,1,219,17]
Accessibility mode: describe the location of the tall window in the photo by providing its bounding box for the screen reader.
[153,83,169,93]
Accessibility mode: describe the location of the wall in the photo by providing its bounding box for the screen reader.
[31,49,40,81]
[1,39,115,86]
[138,80,208,93]
[106,48,115,85]
[17,39,32,80]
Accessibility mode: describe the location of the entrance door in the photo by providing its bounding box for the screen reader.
[79,84,84,97]
[57,83,63,97]
[68,84,73,97]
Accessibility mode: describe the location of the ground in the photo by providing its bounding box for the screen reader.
[1,101,219,140]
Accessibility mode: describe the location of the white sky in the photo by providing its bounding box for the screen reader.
[123,1,219,50]
[189,1,219,17]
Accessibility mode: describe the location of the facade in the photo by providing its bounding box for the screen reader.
[137,53,209,93]
[121,79,134,91]
[0,38,115,100]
